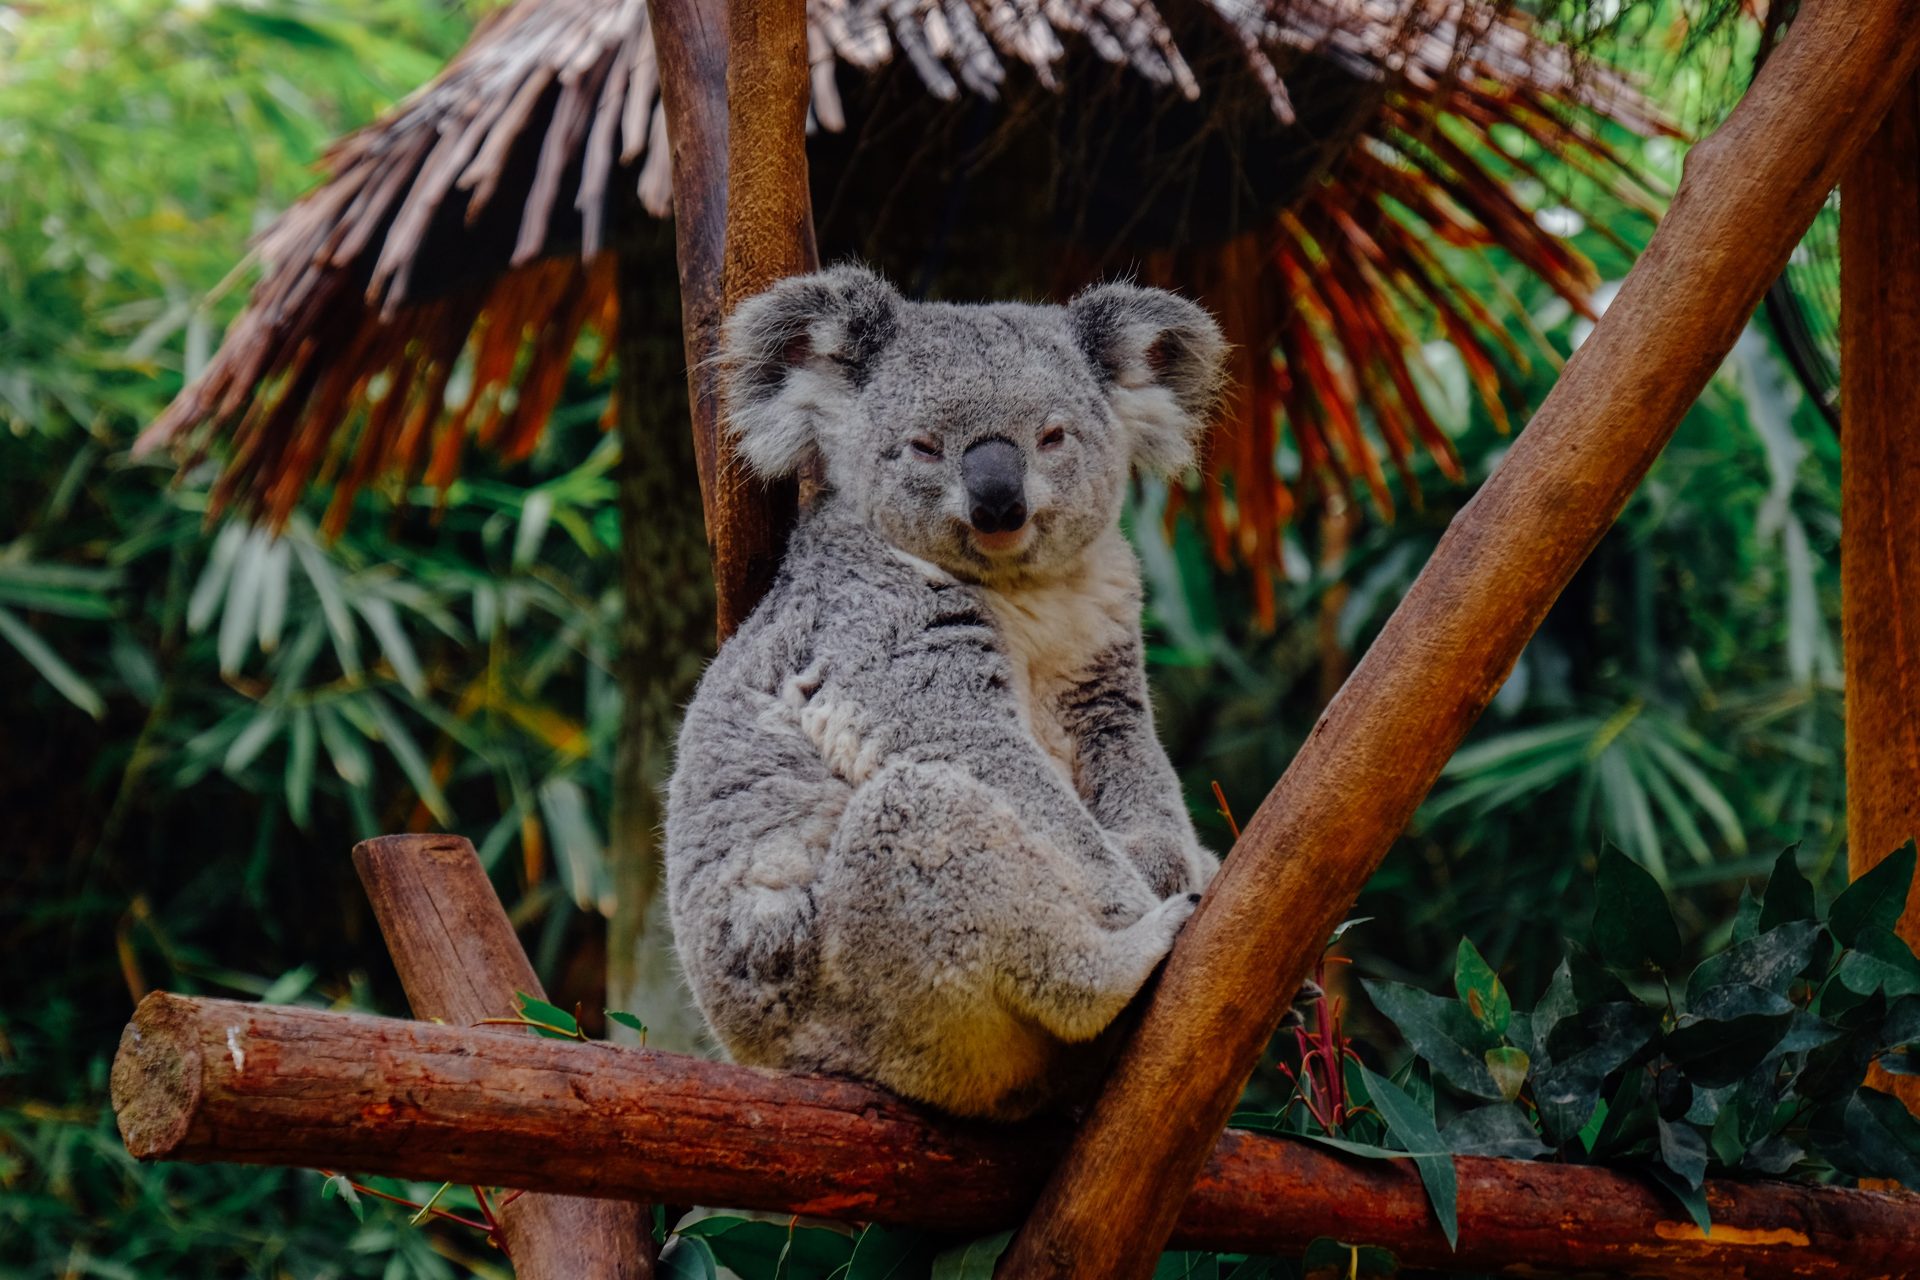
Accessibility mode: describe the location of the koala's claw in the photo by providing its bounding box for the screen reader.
[1277,978,1327,1030]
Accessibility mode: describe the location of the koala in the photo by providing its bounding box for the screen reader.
[664,265,1227,1120]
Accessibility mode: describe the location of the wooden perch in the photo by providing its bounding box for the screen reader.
[655,0,817,641]
[1841,72,1920,1115]
[352,834,651,1278]
[111,994,1920,1279]
[999,3,1920,1276]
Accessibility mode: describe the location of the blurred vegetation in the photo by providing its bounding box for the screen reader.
[0,0,1864,1276]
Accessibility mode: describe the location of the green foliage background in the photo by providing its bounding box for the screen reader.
[0,1,1867,1276]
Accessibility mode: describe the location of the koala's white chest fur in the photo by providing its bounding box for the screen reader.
[980,531,1141,786]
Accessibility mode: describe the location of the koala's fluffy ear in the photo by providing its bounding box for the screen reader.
[1068,283,1228,476]
[719,265,902,478]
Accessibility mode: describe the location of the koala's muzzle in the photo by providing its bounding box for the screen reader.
[961,438,1028,534]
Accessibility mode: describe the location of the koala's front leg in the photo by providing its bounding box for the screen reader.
[1058,637,1217,897]
[827,762,1198,1050]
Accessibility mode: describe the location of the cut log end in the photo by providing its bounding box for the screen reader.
[112,992,202,1160]
[354,832,480,870]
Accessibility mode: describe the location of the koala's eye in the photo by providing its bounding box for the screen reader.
[1039,425,1068,452]
[909,437,943,460]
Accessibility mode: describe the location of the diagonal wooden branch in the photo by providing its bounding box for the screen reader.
[111,993,1920,1279]
[352,834,651,1278]
[655,0,817,642]
[999,3,1920,1276]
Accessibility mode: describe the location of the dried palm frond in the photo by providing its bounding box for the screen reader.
[142,0,1674,577]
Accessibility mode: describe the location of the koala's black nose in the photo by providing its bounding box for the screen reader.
[961,437,1028,534]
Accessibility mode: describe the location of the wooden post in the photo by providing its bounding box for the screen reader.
[1841,71,1920,1112]
[111,994,1920,1280]
[352,835,651,1278]
[654,0,817,641]
[999,4,1920,1276]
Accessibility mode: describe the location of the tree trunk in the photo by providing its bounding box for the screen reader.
[1840,70,1920,1113]
[608,223,715,1056]
[112,993,1920,1280]
[999,4,1920,1276]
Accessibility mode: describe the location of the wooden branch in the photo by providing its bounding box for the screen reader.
[111,994,1920,1279]
[352,835,651,1278]
[1841,71,1920,1115]
[999,4,1920,1276]
[654,0,817,641]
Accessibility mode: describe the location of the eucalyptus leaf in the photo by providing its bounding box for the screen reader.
[1830,843,1916,949]
[1685,921,1817,1004]
[1881,1049,1920,1076]
[1741,1134,1805,1175]
[1665,986,1795,1088]
[845,1224,936,1280]
[1534,1002,1658,1144]
[1454,938,1512,1037]
[515,992,580,1039]
[1882,996,1920,1051]
[1328,917,1373,943]
[1483,1046,1530,1102]
[1593,846,1681,974]
[658,1237,719,1280]
[1524,961,1578,1062]
[1359,1066,1458,1249]
[1758,845,1816,932]
[1657,1117,1708,1189]
[1643,1163,1711,1236]
[1566,943,1632,1007]
[1442,1104,1550,1160]
[1708,1093,1747,1166]
[1731,886,1761,945]
[930,1230,1013,1280]
[1361,979,1502,1097]
[606,1010,648,1038]
[1834,1088,1920,1186]
[1834,927,1920,1000]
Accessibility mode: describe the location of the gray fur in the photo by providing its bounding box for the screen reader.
[665,267,1226,1120]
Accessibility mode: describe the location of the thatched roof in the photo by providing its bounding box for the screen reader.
[141,0,1670,615]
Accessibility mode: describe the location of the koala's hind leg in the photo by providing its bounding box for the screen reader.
[825,763,1195,1048]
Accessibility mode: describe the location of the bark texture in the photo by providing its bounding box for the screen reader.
[999,4,1920,1276]
[655,0,817,642]
[1841,71,1920,1113]
[112,994,1920,1279]
[352,835,651,1278]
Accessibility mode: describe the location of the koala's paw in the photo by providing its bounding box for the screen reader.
[1138,891,1201,955]
[1124,833,1220,899]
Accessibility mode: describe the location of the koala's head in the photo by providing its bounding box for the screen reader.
[719,266,1227,584]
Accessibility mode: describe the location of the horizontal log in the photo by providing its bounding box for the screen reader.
[113,994,1920,1278]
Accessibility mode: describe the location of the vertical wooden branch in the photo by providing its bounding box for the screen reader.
[353,835,652,1279]
[1841,71,1920,1112]
[654,0,817,641]
[1000,5,1920,1276]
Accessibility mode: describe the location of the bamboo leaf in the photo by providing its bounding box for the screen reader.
[0,604,104,718]
[290,534,362,678]
[354,594,426,697]
[364,693,451,823]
